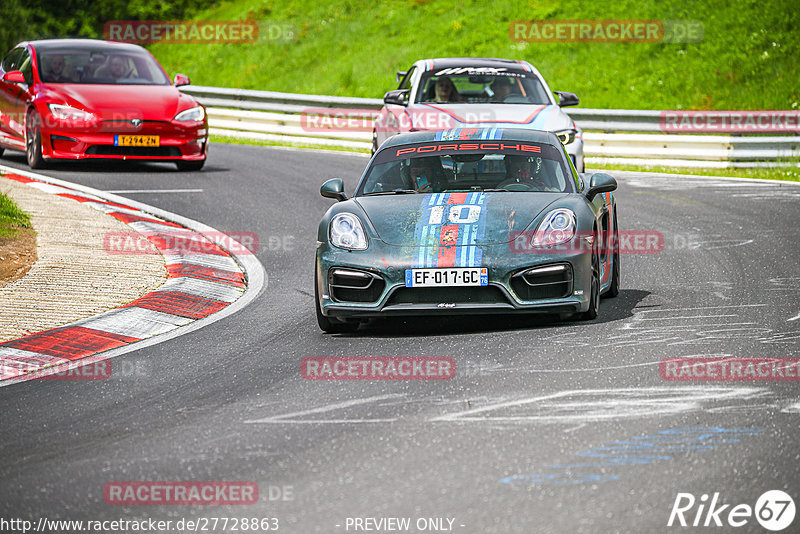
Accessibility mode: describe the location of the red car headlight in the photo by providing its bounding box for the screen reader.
[174,106,205,122]
[48,104,96,122]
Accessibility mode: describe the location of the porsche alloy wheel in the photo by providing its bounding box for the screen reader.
[605,207,620,298]
[579,245,600,321]
[26,111,46,169]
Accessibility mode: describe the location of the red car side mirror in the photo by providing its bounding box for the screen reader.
[174,74,191,87]
[3,70,26,83]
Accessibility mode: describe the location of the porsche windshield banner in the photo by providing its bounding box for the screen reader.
[373,131,564,164]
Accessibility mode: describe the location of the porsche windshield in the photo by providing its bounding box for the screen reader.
[36,47,170,85]
[359,141,576,196]
[416,70,550,105]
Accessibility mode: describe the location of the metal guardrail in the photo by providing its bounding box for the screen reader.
[181,85,800,166]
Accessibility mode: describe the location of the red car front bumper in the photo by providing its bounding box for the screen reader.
[41,118,208,162]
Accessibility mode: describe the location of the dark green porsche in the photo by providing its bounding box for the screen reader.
[315,128,619,333]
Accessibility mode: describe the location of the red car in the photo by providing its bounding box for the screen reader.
[0,39,208,171]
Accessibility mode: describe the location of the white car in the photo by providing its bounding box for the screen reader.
[373,57,584,172]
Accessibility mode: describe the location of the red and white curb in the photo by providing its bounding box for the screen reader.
[0,166,266,385]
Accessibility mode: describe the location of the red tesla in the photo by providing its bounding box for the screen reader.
[0,39,208,171]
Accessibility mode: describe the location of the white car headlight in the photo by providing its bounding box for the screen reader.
[48,104,95,121]
[555,128,577,145]
[174,106,205,122]
[330,213,368,250]
[532,208,576,248]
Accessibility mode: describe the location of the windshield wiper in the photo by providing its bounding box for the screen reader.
[363,189,418,196]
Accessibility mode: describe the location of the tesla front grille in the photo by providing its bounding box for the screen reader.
[86,146,182,157]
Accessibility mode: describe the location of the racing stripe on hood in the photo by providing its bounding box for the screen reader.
[436,128,495,141]
[456,192,487,268]
[530,106,552,129]
[413,192,488,268]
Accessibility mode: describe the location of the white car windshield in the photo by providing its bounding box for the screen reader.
[416,71,550,105]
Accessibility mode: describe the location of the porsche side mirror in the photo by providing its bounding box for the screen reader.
[3,70,25,84]
[383,89,409,106]
[554,91,579,107]
[321,178,347,202]
[585,173,617,201]
[174,73,191,87]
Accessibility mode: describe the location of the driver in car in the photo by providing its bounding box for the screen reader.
[503,155,557,191]
[490,79,512,101]
[407,157,446,192]
[95,55,129,81]
[434,77,465,103]
[44,55,71,83]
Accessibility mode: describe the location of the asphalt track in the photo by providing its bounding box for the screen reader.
[0,144,799,533]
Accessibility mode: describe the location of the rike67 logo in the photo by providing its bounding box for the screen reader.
[668,490,795,531]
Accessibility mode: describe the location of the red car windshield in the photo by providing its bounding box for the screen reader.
[37,48,170,85]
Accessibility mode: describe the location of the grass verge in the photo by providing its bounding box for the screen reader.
[210,134,370,154]
[587,162,800,182]
[0,191,32,238]
[150,0,800,110]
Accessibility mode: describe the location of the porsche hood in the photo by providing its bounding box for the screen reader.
[356,192,566,246]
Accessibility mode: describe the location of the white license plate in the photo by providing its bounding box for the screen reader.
[405,267,488,288]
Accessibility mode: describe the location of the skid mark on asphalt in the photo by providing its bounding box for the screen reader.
[430,387,766,423]
[780,402,800,413]
[243,387,768,425]
[539,304,780,349]
[500,426,764,486]
[244,394,403,424]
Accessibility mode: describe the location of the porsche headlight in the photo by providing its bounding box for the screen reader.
[48,104,96,121]
[174,106,205,122]
[330,213,368,250]
[532,208,576,248]
[555,128,577,145]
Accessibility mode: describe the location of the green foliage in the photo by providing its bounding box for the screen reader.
[0,0,207,52]
[2,0,797,110]
[0,191,31,237]
[146,0,798,110]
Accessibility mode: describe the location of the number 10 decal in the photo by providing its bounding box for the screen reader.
[429,204,482,225]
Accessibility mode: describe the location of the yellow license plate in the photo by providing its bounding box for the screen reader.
[115,135,159,147]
